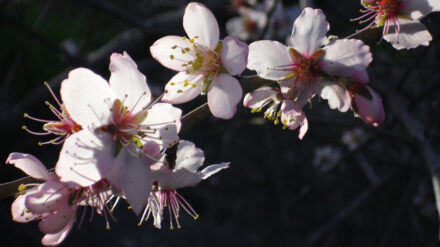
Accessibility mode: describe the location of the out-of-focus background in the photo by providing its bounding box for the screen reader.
[1,0,440,246]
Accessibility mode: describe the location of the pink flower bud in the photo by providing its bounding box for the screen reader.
[353,86,385,127]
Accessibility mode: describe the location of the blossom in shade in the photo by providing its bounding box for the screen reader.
[7,153,75,246]
[226,7,267,41]
[341,127,367,150]
[139,140,229,229]
[247,7,372,113]
[313,145,342,172]
[243,87,308,139]
[150,2,248,119]
[353,0,439,49]
[56,52,181,215]
[7,153,118,245]
[22,82,81,145]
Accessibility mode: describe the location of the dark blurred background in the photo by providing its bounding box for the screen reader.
[1,0,440,246]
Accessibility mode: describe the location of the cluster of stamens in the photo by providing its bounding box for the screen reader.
[167,36,224,95]
[351,0,402,37]
[158,189,199,230]
[22,82,81,145]
[250,93,295,130]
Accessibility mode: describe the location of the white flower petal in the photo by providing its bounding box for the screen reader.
[61,68,116,129]
[6,153,52,181]
[175,140,205,172]
[383,18,432,49]
[208,74,243,119]
[316,82,351,112]
[106,149,152,216]
[56,130,115,187]
[221,36,248,76]
[150,35,195,72]
[11,191,38,223]
[183,2,219,50]
[243,87,279,109]
[201,162,229,179]
[320,39,372,77]
[163,72,204,104]
[109,52,151,113]
[248,40,293,80]
[406,0,439,19]
[141,103,181,149]
[41,219,74,247]
[290,8,329,56]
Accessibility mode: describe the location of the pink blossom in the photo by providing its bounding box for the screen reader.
[247,8,372,113]
[353,0,439,49]
[243,87,308,139]
[7,153,75,246]
[7,153,117,245]
[150,2,248,119]
[56,52,181,215]
[138,140,229,229]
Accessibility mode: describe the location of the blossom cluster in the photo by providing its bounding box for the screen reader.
[5,1,439,245]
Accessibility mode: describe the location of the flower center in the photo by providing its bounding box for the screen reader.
[99,99,147,147]
[377,0,400,20]
[286,48,323,83]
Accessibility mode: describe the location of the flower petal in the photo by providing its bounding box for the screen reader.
[247,40,293,80]
[11,191,38,223]
[109,52,151,113]
[290,8,329,56]
[201,162,229,179]
[208,74,243,119]
[61,68,116,129]
[162,72,204,104]
[175,140,205,172]
[183,2,219,50]
[243,87,279,109]
[41,219,74,247]
[320,39,372,77]
[6,153,52,181]
[141,103,181,149]
[106,149,152,215]
[150,35,195,71]
[221,36,249,75]
[56,130,115,187]
[406,0,439,19]
[38,206,75,234]
[25,180,70,214]
[316,82,351,112]
[280,100,308,139]
[383,18,432,50]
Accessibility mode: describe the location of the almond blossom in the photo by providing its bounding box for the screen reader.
[353,0,440,49]
[22,82,81,145]
[243,87,308,139]
[247,7,372,115]
[7,153,117,246]
[150,2,248,119]
[347,83,385,127]
[56,52,181,215]
[138,140,229,229]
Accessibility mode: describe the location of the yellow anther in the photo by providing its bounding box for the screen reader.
[251,109,257,113]
[170,226,174,230]
[191,83,197,88]
[172,45,177,49]
[170,82,175,85]
[189,38,195,43]
[283,125,288,130]
[183,80,189,87]
[194,215,199,220]
[170,55,175,60]
[274,119,280,125]
[184,47,190,52]
[178,226,182,229]
[181,49,186,54]
[23,113,29,118]
[18,184,26,192]
[106,224,111,230]
[127,206,132,209]
[257,108,262,113]
[177,90,183,93]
